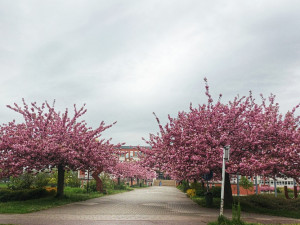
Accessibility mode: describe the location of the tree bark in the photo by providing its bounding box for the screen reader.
[56,164,65,198]
[224,172,233,207]
[118,177,121,185]
[201,180,205,189]
[137,178,139,186]
[130,177,133,186]
[294,186,298,199]
[92,166,103,193]
[284,186,290,199]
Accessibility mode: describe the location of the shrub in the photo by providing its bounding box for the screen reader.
[7,173,34,190]
[114,183,127,190]
[211,186,221,198]
[277,187,294,193]
[84,180,97,192]
[208,215,255,225]
[0,188,53,202]
[240,176,253,195]
[177,180,190,192]
[190,182,206,196]
[45,187,57,195]
[65,171,80,188]
[187,189,196,197]
[238,194,300,212]
[100,173,114,190]
[34,172,50,188]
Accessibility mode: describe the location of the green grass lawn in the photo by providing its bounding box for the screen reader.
[235,194,300,219]
[191,194,300,219]
[0,183,7,188]
[191,196,221,208]
[0,186,134,214]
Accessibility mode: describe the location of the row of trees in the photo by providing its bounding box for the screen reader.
[0,99,155,197]
[140,79,300,204]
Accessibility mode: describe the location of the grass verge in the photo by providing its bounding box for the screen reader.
[191,194,300,219]
[235,194,300,219]
[0,186,133,214]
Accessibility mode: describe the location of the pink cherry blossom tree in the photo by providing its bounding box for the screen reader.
[0,99,119,197]
[113,161,156,186]
[141,79,300,203]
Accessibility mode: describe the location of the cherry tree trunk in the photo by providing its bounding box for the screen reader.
[130,177,133,186]
[294,186,298,199]
[92,167,104,193]
[56,164,65,198]
[118,177,121,185]
[284,186,290,199]
[224,172,233,207]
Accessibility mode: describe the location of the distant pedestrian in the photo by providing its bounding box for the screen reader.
[159,181,162,186]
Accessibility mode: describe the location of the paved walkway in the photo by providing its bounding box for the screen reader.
[0,186,299,225]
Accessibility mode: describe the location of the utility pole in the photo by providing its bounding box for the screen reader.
[255,175,258,195]
[237,172,240,197]
[220,146,230,216]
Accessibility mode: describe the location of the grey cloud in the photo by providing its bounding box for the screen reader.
[1,0,299,145]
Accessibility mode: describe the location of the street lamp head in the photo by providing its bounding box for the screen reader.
[224,145,230,161]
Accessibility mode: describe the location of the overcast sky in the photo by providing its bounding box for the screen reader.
[0,0,299,145]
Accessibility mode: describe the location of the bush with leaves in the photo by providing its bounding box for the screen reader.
[34,172,50,188]
[190,182,206,196]
[7,173,34,190]
[65,171,80,188]
[114,183,127,190]
[240,176,253,195]
[100,173,114,190]
[84,180,97,192]
[177,180,190,192]
[0,188,53,202]
[211,186,221,198]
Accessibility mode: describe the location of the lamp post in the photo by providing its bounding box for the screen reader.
[220,145,230,216]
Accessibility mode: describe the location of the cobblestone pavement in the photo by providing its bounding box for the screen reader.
[0,186,300,225]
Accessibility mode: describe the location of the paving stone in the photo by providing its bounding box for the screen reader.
[0,186,299,225]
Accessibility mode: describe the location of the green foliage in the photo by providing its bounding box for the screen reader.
[7,172,53,190]
[65,171,80,187]
[191,196,221,208]
[211,186,221,198]
[100,173,114,190]
[7,173,34,190]
[232,202,241,222]
[240,177,253,194]
[34,172,50,188]
[190,182,205,196]
[0,187,130,214]
[84,180,97,192]
[276,187,294,193]
[240,176,253,189]
[0,188,53,202]
[114,183,127,190]
[236,194,300,219]
[130,183,147,188]
[207,215,259,225]
[48,169,80,188]
[177,180,190,192]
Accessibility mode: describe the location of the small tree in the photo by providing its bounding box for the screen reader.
[240,176,253,195]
